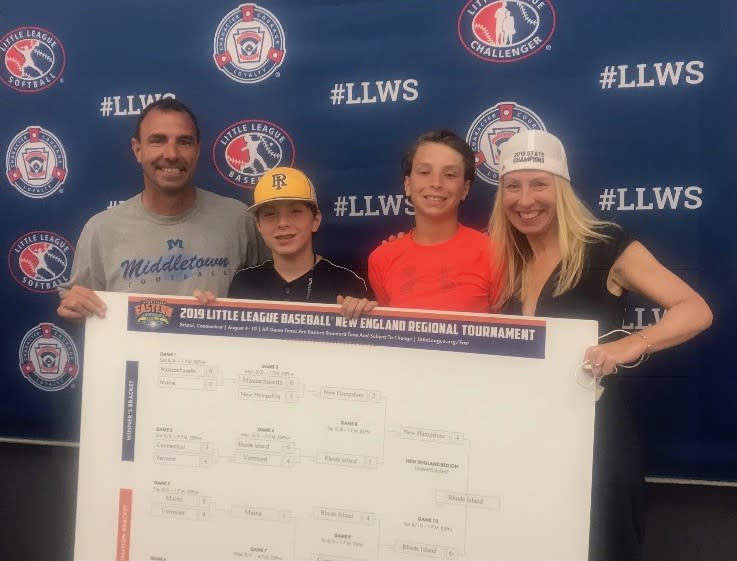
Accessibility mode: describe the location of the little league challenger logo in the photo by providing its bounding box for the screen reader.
[466,102,546,186]
[19,323,79,391]
[1,26,65,92]
[458,0,556,63]
[8,231,74,293]
[212,119,295,188]
[213,3,286,84]
[6,126,68,198]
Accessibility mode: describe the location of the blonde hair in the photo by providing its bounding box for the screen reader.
[489,175,616,308]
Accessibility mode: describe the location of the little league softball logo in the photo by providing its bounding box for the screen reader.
[19,323,79,391]
[6,126,68,198]
[1,26,65,92]
[466,102,546,185]
[213,3,286,84]
[8,231,74,293]
[458,0,556,63]
[213,119,295,188]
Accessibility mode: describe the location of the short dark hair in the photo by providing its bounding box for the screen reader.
[133,98,200,142]
[401,129,476,183]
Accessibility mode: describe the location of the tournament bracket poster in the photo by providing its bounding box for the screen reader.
[75,293,597,560]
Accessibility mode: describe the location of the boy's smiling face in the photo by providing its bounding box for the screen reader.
[256,200,321,257]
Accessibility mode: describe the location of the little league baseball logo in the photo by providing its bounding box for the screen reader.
[458,0,556,63]
[1,26,65,92]
[6,126,68,198]
[213,119,295,188]
[466,101,546,186]
[213,3,286,84]
[8,231,74,293]
[19,323,79,391]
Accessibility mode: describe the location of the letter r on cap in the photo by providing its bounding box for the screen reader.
[272,173,287,190]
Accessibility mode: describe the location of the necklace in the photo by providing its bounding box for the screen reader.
[304,253,317,301]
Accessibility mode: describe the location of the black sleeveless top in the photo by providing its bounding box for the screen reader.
[501,225,632,337]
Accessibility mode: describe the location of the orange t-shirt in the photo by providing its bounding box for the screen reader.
[368,225,502,313]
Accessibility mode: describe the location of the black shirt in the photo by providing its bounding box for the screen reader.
[501,224,633,336]
[227,257,368,304]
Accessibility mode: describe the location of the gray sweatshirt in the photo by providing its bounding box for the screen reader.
[59,188,267,298]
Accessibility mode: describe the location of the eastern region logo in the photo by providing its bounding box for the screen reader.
[134,299,174,327]
[213,3,286,84]
[6,126,68,198]
[18,323,79,391]
[466,102,546,186]
[1,26,65,92]
[8,230,74,293]
[213,119,295,188]
[458,0,556,63]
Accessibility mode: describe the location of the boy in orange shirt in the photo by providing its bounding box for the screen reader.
[367,130,501,313]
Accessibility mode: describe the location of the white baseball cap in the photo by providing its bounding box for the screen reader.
[498,130,570,181]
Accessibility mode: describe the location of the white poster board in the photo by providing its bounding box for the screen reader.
[74,292,597,560]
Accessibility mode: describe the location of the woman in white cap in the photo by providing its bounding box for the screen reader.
[489,129,712,561]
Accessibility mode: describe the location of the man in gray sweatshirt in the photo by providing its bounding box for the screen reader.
[57,99,267,320]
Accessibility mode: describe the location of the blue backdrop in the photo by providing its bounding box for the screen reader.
[1,1,734,481]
